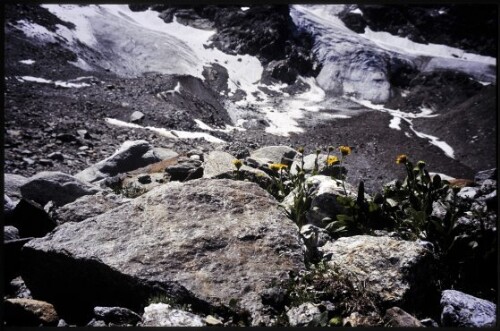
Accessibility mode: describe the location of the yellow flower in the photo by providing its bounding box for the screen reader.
[269,163,288,172]
[327,155,339,166]
[396,154,408,164]
[339,146,351,156]
[232,159,243,170]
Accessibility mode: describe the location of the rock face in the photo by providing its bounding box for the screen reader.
[140,303,205,327]
[20,171,100,207]
[440,290,496,327]
[20,179,305,325]
[4,298,59,326]
[49,192,130,224]
[320,235,436,310]
[75,140,167,183]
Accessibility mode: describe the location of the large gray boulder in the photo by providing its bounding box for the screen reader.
[440,290,496,327]
[21,179,305,326]
[282,175,357,227]
[320,235,435,310]
[75,140,172,183]
[290,153,346,177]
[20,171,100,207]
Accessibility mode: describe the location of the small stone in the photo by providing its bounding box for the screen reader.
[48,152,64,161]
[77,130,91,139]
[22,158,35,165]
[287,303,321,327]
[204,315,223,325]
[130,111,145,122]
[79,146,89,151]
[138,175,152,184]
[4,298,59,326]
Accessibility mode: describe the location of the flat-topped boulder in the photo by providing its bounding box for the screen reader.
[21,179,305,325]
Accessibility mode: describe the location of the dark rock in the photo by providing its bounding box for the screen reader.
[94,306,142,325]
[261,287,287,310]
[20,171,100,207]
[5,237,34,284]
[4,195,17,220]
[47,152,64,161]
[440,290,496,327]
[20,179,305,325]
[4,298,59,326]
[263,60,298,84]
[9,199,56,238]
[39,158,53,166]
[384,306,423,327]
[137,175,152,184]
[165,159,203,181]
[56,133,76,142]
[474,168,497,185]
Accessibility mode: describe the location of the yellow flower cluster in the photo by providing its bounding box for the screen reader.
[339,146,351,156]
[396,154,408,164]
[327,155,339,166]
[269,163,288,172]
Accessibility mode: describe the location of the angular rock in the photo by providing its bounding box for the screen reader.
[20,179,305,325]
[474,168,497,185]
[343,312,381,327]
[440,290,496,327]
[4,225,20,241]
[204,315,223,325]
[431,201,447,221]
[20,171,100,207]
[4,298,59,326]
[140,303,205,327]
[282,175,356,227]
[203,151,272,189]
[94,306,142,325]
[287,302,321,326]
[165,158,203,181]
[384,306,423,327]
[142,147,178,162]
[420,318,439,327]
[247,145,297,169]
[479,179,496,195]
[75,140,164,183]
[8,276,33,299]
[49,192,130,224]
[4,173,29,202]
[86,318,107,327]
[320,235,436,310]
[130,111,145,122]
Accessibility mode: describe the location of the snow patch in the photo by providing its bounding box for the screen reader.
[105,118,225,143]
[16,76,90,88]
[241,7,250,11]
[19,59,35,65]
[389,116,402,130]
